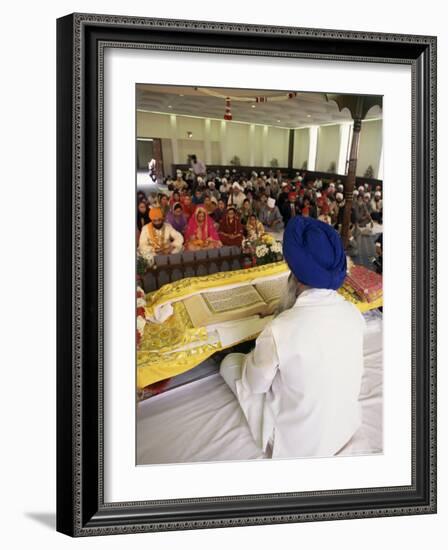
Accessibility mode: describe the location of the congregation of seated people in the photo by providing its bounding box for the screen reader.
[136,166,383,265]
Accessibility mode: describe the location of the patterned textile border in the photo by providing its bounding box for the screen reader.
[137,263,382,388]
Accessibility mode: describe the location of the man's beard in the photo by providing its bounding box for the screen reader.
[274,272,300,317]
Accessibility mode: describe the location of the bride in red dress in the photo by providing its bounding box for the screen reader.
[184,206,223,251]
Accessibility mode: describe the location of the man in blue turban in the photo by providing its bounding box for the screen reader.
[282,216,347,290]
[220,216,366,459]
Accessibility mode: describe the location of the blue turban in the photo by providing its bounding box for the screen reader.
[282,216,347,290]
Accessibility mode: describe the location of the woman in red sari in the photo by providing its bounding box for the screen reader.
[218,206,244,247]
[181,194,196,220]
[184,206,223,251]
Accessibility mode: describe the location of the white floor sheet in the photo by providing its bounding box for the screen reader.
[137,310,383,465]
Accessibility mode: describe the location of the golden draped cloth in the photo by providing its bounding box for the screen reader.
[137,262,382,389]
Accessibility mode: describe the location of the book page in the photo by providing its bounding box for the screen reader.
[203,285,265,314]
[255,277,287,305]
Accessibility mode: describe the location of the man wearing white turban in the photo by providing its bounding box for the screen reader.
[227,182,246,210]
[259,197,284,231]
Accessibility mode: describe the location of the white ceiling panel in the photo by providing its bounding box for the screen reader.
[136,84,382,129]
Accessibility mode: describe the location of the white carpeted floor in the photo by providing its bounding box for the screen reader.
[137,309,383,465]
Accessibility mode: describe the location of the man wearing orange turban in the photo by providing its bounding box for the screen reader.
[138,206,184,264]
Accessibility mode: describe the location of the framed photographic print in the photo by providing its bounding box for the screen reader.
[56,13,437,537]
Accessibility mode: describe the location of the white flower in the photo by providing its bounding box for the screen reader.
[255,244,269,257]
[271,242,282,254]
[137,297,146,308]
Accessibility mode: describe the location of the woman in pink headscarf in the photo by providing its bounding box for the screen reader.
[184,206,223,251]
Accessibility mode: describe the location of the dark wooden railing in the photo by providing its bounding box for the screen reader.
[142,246,250,292]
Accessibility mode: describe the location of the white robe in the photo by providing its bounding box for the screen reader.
[138,222,184,264]
[220,288,366,459]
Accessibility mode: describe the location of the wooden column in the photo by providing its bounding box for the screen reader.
[288,128,294,169]
[325,93,382,249]
[341,118,361,248]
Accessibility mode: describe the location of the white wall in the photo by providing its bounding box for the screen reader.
[356,119,383,178]
[294,127,310,169]
[137,111,172,138]
[226,122,251,164]
[316,124,340,172]
[137,111,292,167]
[138,110,382,176]
[2,2,446,550]
[266,126,289,166]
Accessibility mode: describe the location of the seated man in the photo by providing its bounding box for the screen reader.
[210,198,227,226]
[280,191,299,226]
[192,187,205,205]
[353,194,372,228]
[219,216,365,459]
[227,182,246,210]
[370,191,383,224]
[259,197,284,231]
[173,169,188,192]
[138,206,184,264]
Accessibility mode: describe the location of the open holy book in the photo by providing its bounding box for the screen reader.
[183,277,287,328]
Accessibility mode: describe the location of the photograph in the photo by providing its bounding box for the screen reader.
[54,9,438,536]
[135,84,384,465]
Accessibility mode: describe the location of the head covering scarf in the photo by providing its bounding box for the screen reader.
[218,208,244,246]
[282,216,347,290]
[184,206,220,243]
[166,203,188,234]
[149,207,163,221]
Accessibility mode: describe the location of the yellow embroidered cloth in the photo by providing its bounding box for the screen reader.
[137,262,382,389]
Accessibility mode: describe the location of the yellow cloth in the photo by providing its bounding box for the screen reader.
[137,262,383,389]
[338,284,383,313]
[144,261,289,320]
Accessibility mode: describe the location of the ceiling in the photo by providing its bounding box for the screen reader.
[136,85,382,129]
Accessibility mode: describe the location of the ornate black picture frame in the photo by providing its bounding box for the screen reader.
[56,13,437,537]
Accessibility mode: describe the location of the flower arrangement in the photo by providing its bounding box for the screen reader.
[243,233,283,266]
[137,252,151,281]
